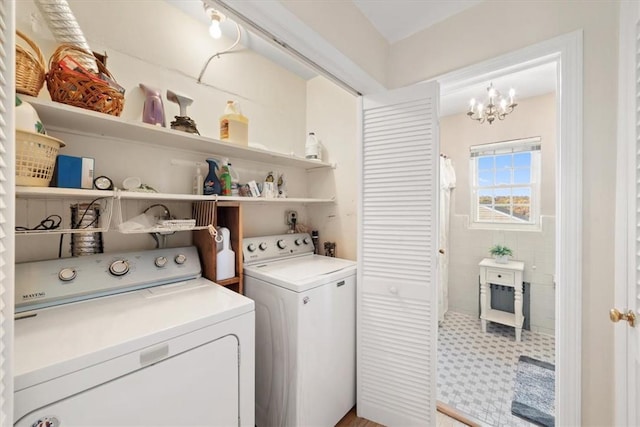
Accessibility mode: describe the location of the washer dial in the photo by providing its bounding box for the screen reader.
[247,243,257,252]
[175,254,187,265]
[155,256,168,268]
[109,259,130,276]
[259,242,268,251]
[277,239,287,249]
[58,267,77,282]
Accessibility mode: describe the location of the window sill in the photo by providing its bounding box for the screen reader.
[468,221,542,232]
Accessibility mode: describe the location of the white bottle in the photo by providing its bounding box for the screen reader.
[216,227,235,281]
[193,164,204,195]
[305,132,322,161]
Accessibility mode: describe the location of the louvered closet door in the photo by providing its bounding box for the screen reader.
[358,81,439,426]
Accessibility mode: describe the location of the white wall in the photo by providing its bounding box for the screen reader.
[14,0,353,261]
[280,0,389,86]
[306,76,358,261]
[442,93,556,335]
[387,2,619,425]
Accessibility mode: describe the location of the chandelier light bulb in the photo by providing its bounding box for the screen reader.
[500,99,507,111]
[488,86,496,98]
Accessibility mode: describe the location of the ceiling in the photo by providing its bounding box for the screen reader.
[352,0,483,43]
[165,0,556,112]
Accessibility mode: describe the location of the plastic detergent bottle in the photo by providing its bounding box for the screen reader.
[203,159,221,195]
[219,160,232,196]
[220,101,248,145]
[305,132,322,161]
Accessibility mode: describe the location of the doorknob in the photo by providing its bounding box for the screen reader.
[610,308,636,327]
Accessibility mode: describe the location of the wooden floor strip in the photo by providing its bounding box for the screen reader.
[436,401,484,427]
[335,405,484,427]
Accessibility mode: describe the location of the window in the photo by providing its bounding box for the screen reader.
[470,137,541,230]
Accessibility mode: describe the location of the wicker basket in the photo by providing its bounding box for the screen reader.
[16,30,46,97]
[16,129,65,187]
[46,44,125,116]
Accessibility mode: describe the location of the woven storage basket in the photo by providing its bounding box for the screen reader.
[46,44,125,116]
[16,30,46,97]
[16,129,65,187]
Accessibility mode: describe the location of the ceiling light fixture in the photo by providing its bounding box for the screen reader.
[467,83,517,125]
[204,4,225,39]
[198,2,242,84]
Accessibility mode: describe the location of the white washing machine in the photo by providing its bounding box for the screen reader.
[14,246,255,427]
[243,233,356,427]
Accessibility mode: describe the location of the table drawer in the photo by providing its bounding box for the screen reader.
[486,269,515,286]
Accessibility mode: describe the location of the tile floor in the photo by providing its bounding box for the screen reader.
[437,311,555,427]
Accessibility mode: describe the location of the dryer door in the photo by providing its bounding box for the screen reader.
[15,334,239,427]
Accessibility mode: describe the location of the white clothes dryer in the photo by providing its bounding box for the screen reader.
[243,233,356,427]
[14,246,255,427]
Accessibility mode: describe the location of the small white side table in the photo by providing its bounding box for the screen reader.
[479,258,525,341]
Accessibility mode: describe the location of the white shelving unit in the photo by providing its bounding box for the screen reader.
[16,99,335,238]
[22,96,335,170]
[16,187,334,204]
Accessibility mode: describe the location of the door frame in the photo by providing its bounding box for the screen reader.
[614,2,639,425]
[434,31,583,426]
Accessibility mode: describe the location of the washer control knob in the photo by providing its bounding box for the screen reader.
[109,259,130,276]
[247,243,257,252]
[174,254,187,265]
[58,268,77,282]
[155,256,168,268]
[303,237,311,244]
[277,239,287,249]
[295,238,302,246]
[259,242,268,251]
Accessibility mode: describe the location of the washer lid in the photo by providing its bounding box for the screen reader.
[14,278,254,391]
[244,255,356,292]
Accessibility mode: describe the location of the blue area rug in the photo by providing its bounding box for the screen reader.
[511,355,555,427]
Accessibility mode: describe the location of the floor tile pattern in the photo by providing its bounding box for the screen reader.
[437,311,555,427]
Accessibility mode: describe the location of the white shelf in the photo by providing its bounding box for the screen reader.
[16,186,114,199]
[481,309,523,328]
[117,225,209,234]
[17,187,334,204]
[22,96,334,170]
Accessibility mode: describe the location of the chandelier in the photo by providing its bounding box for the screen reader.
[467,83,517,125]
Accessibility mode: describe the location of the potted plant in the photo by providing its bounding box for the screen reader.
[489,244,513,264]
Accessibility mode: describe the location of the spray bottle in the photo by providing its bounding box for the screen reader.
[228,162,240,196]
[219,159,232,196]
[203,159,221,195]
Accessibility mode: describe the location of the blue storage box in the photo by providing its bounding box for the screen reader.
[52,155,95,189]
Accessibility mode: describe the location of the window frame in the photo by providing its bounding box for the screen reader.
[469,137,542,231]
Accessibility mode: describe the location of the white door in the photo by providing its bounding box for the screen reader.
[616,2,640,425]
[358,81,439,426]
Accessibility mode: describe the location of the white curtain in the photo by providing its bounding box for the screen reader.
[438,156,456,323]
